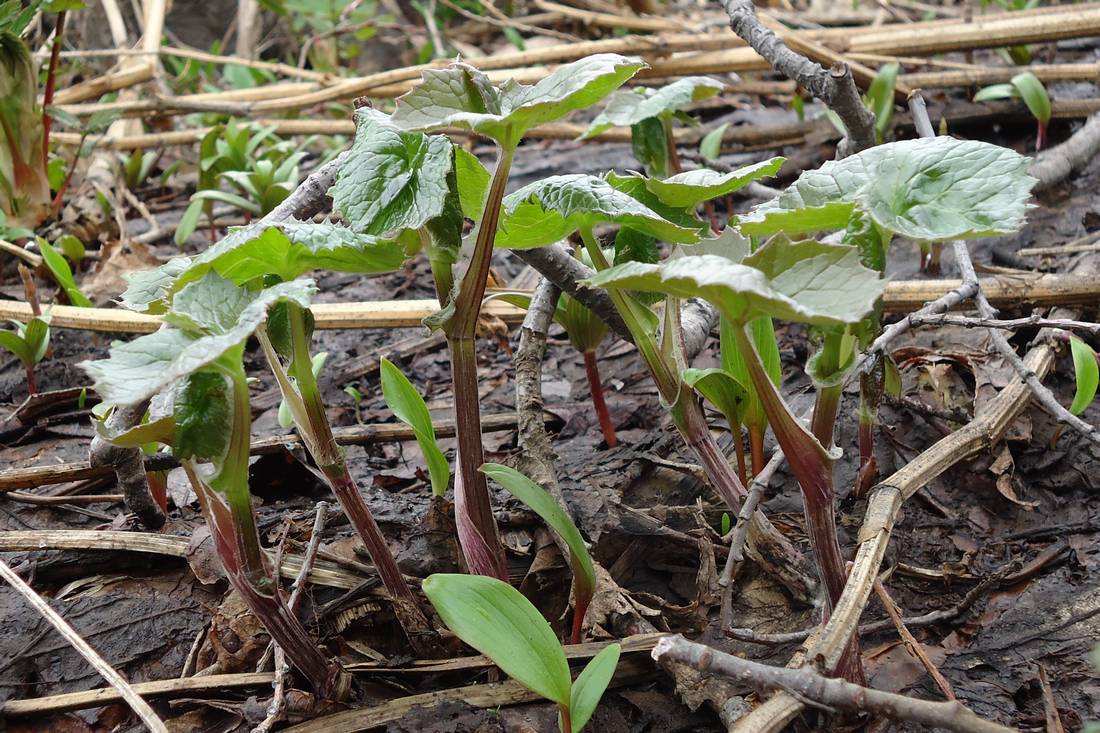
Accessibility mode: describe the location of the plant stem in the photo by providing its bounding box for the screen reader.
[24,364,37,396]
[856,357,884,496]
[442,144,516,580]
[570,595,585,645]
[730,324,862,681]
[733,427,748,486]
[42,11,66,162]
[660,114,682,175]
[811,384,842,447]
[748,424,765,477]
[560,704,573,733]
[582,350,617,447]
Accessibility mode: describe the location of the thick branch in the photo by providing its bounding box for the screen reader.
[653,636,1016,733]
[89,400,165,529]
[717,0,876,156]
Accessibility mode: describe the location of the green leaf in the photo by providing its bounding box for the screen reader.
[569,643,621,732]
[380,357,450,496]
[329,108,456,237]
[481,463,595,610]
[39,238,93,307]
[865,62,899,141]
[738,201,855,237]
[604,171,708,234]
[681,367,748,428]
[1069,336,1098,415]
[22,315,49,363]
[0,328,31,365]
[587,235,884,327]
[973,83,1017,102]
[124,222,405,313]
[279,351,327,429]
[190,189,262,214]
[699,122,730,163]
[94,412,174,448]
[497,174,700,249]
[630,117,670,178]
[392,54,644,148]
[583,77,723,139]
[173,371,232,461]
[422,574,572,706]
[1011,72,1051,124]
[738,138,1035,241]
[645,158,784,208]
[720,316,780,433]
[455,146,491,220]
[56,233,85,264]
[174,198,206,245]
[82,276,315,405]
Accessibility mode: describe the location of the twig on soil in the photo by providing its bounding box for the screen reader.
[652,635,1017,733]
[1030,112,1100,191]
[905,312,1100,337]
[0,558,169,733]
[873,575,956,700]
[1037,666,1066,733]
[717,0,876,156]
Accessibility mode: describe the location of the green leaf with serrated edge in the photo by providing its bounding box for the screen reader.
[391,54,644,148]
[739,138,1035,241]
[121,223,403,313]
[497,174,700,250]
[173,371,232,461]
[1069,336,1098,415]
[39,239,93,307]
[685,227,750,263]
[737,201,855,237]
[81,277,315,406]
[95,413,174,448]
[631,116,670,178]
[586,237,883,328]
[455,146,490,220]
[842,207,887,273]
[0,329,31,365]
[700,122,730,162]
[681,367,748,428]
[604,172,707,233]
[165,272,256,335]
[613,227,658,265]
[1011,72,1051,124]
[569,643,621,732]
[481,463,595,607]
[422,574,572,706]
[645,158,784,208]
[582,77,723,139]
[329,108,455,236]
[380,357,450,496]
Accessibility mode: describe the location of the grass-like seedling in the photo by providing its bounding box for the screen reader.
[423,573,620,733]
[0,313,49,396]
[0,28,50,230]
[974,71,1052,150]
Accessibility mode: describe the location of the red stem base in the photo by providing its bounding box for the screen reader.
[583,350,617,448]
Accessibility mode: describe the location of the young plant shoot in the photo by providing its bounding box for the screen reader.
[380,356,450,497]
[0,312,49,396]
[974,72,1052,150]
[81,273,348,696]
[423,573,620,733]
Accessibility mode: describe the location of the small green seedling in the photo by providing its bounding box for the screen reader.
[481,463,596,644]
[0,313,50,395]
[1069,336,1098,415]
[343,384,365,424]
[974,72,1051,150]
[38,235,92,306]
[865,63,899,143]
[423,573,620,733]
[380,357,449,496]
[699,122,731,164]
[121,150,158,191]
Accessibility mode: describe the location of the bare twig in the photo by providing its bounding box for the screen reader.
[905,312,1100,337]
[652,635,1017,733]
[717,0,876,156]
[873,576,956,699]
[89,400,166,528]
[0,559,169,733]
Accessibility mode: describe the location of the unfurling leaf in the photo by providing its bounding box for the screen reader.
[380,357,450,496]
[422,574,572,706]
[496,174,700,249]
[481,463,596,614]
[583,76,723,139]
[392,54,645,148]
[738,138,1035,241]
[173,371,232,461]
[569,643,621,732]
[1069,336,1099,415]
[681,367,748,429]
[586,236,884,328]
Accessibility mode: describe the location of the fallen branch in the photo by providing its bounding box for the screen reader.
[0,559,169,733]
[652,635,1017,733]
[905,312,1100,336]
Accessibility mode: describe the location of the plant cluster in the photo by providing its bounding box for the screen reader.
[84,52,1035,714]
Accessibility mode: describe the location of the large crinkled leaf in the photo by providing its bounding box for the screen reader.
[391,55,644,148]
[120,222,404,313]
[496,174,700,249]
[645,158,784,208]
[173,371,232,462]
[604,171,708,233]
[82,276,315,405]
[585,236,883,326]
[737,201,854,237]
[582,76,724,139]
[739,137,1035,240]
[329,108,455,238]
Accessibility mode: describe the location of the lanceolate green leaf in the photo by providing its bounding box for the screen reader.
[121,222,404,313]
[0,329,32,365]
[422,574,572,706]
[38,239,93,307]
[582,76,724,139]
[329,108,456,237]
[82,275,315,405]
[569,643,622,732]
[391,55,645,148]
[644,158,784,208]
[720,316,781,432]
[680,367,748,428]
[699,122,730,162]
[380,357,450,496]
[497,174,700,249]
[454,146,490,220]
[586,237,884,327]
[481,463,596,606]
[1010,72,1051,124]
[1069,336,1099,415]
[738,138,1035,241]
